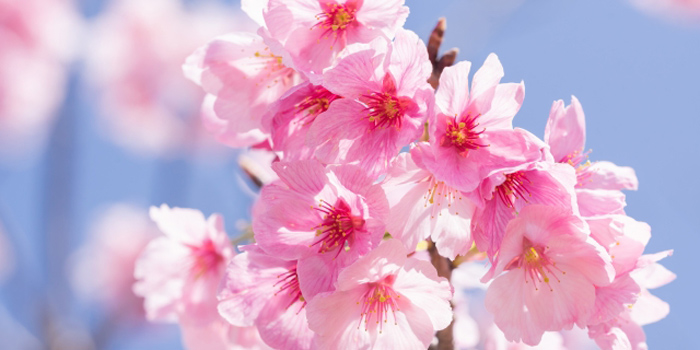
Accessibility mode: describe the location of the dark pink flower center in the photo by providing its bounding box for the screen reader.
[495,171,532,209]
[357,279,401,333]
[314,2,357,39]
[295,86,342,125]
[274,266,306,310]
[189,239,223,278]
[312,199,365,255]
[505,240,565,292]
[440,114,488,156]
[361,73,414,131]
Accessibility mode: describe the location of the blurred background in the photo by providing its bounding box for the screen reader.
[0,0,697,349]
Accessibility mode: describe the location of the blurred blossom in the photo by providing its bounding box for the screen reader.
[69,204,157,319]
[628,0,700,23]
[0,0,82,161]
[0,221,14,283]
[83,0,256,157]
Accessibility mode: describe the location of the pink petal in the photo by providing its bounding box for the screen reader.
[581,161,639,191]
[544,96,586,163]
[478,82,525,130]
[435,60,471,117]
[336,239,407,291]
[468,53,505,115]
[393,257,453,331]
[387,29,432,96]
[576,189,627,217]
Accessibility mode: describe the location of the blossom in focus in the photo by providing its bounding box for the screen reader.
[218,245,316,350]
[484,205,614,345]
[306,239,453,350]
[262,0,409,79]
[0,0,80,160]
[262,81,342,161]
[470,160,578,257]
[253,160,389,298]
[184,31,301,148]
[70,204,157,318]
[381,145,477,259]
[544,96,638,218]
[85,0,250,156]
[309,29,433,175]
[421,55,544,193]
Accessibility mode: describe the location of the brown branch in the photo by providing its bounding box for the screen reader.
[427,240,455,350]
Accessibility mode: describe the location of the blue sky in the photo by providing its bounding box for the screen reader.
[0,0,697,348]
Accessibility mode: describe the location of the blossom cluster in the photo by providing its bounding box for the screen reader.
[132,0,674,349]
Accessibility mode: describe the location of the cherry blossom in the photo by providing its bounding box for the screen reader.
[484,205,614,345]
[262,0,409,79]
[184,31,302,148]
[421,56,544,193]
[308,29,433,175]
[306,239,453,350]
[218,245,316,350]
[253,160,389,297]
[381,144,477,259]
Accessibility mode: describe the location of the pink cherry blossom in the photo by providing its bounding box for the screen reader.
[308,29,433,174]
[184,31,302,148]
[306,239,453,350]
[85,0,251,156]
[253,160,389,297]
[262,81,342,160]
[218,245,318,350]
[381,145,477,259]
[70,204,157,318]
[262,0,409,78]
[545,96,638,191]
[484,205,614,345]
[587,251,674,350]
[0,0,80,160]
[133,204,233,323]
[420,55,545,193]
[470,160,578,257]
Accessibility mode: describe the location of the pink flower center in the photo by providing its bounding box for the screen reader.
[312,199,365,255]
[295,86,342,125]
[423,177,465,218]
[362,92,413,130]
[562,149,593,187]
[189,239,223,279]
[253,48,296,87]
[495,171,532,209]
[505,241,565,292]
[314,2,357,39]
[440,114,488,156]
[357,279,401,333]
[274,266,306,310]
